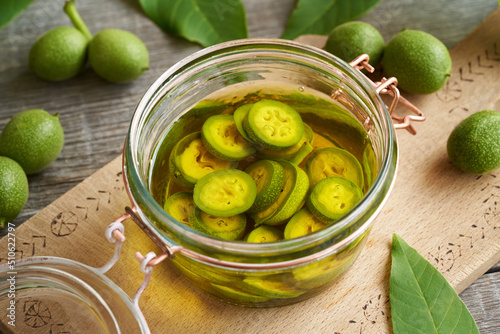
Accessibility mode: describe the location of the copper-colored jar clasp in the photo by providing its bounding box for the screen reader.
[349,54,426,135]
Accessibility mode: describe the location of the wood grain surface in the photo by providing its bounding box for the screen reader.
[1,0,499,332]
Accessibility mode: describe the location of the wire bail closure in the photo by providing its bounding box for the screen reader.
[97,211,170,334]
[348,54,426,135]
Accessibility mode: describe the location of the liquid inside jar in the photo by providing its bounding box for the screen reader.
[143,79,380,307]
[149,81,378,242]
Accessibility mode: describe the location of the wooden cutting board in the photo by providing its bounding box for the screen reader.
[1,8,499,334]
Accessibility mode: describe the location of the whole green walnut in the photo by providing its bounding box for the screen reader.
[29,26,89,81]
[447,110,500,174]
[324,21,385,68]
[0,156,29,226]
[383,29,452,94]
[0,109,64,175]
[88,29,149,83]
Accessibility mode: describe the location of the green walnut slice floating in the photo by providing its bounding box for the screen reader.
[245,160,285,213]
[246,225,283,243]
[256,124,314,165]
[289,124,314,165]
[242,277,305,299]
[243,100,304,150]
[177,262,232,285]
[312,131,342,151]
[193,169,257,216]
[233,104,254,141]
[252,160,309,226]
[284,208,327,239]
[292,257,347,290]
[163,192,195,227]
[305,147,364,190]
[307,176,363,223]
[201,114,255,161]
[211,283,270,303]
[169,132,236,190]
[189,207,246,240]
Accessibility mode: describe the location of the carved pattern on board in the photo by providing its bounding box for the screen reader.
[75,169,126,221]
[51,212,78,237]
[0,235,47,264]
[481,179,500,230]
[114,171,125,192]
[0,165,127,265]
[23,299,52,328]
[436,42,499,116]
[16,298,72,333]
[426,174,500,274]
[457,43,499,83]
[345,294,391,333]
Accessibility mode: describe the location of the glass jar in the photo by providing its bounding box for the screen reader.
[123,39,398,307]
[0,257,148,333]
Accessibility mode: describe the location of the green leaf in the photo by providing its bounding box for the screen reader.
[0,0,34,30]
[139,0,248,47]
[390,234,479,334]
[281,0,381,40]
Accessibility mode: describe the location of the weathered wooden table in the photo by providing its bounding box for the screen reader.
[1,0,499,332]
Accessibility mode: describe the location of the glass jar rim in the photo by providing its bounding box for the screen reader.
[124,38,397,258]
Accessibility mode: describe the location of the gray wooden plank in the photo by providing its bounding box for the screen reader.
[459,272,500,333]
[361,0,499,48]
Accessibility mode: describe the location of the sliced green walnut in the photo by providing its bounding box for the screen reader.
[256,124,314,165]
[175,258,233,285]
[246,225,283,243]
[252,160,309,226]
[243,100,304,150]
[169,132,236,190]
[201,114,255,161]
[312,131,342,150]
[305,147,364,190]
[233,104,254,141]
[292,257,347,290]
[284,208,327,239]
[193,169,257,216]
[307,176,363,223]
[245,160,284,213]
[171,262,207,286]
[189,207,246,240]
[211,283,270,303]
[290,141,314,166]
[163,192,195,227]
[241,277,305,299]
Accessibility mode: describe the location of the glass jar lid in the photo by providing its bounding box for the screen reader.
[0,256,149,334]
